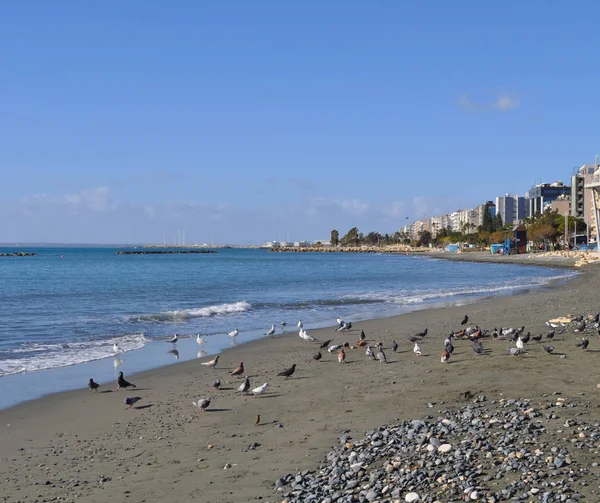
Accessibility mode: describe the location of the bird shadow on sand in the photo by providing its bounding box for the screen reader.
[583,349,600,353]
[287,376,310,380]
[255,394,283,399]
[98,390,113,394]
[206,408,232,412]
[219,387,236,391]
[134,404,154,410]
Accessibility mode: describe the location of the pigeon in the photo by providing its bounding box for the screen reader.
[113,343,122,354]
[520,332,531,344]
[265,324,276,336]
[252,383,268,397]
[196,335,207,344]
[532,334,542,343]
[574,321,586,332]
[546,330,555,341]
[313,351,322,362]
[117,371,136,390]
[124,396,142,409]
[376,343,387,363]
[445,342,454,354]
[328,344,342,353]
[408,335,420,343]
[472,342,485,356]
[211,379,221,390]
[338,348,346,363]
[88,378,100,392]
[365,345,375,360]
[167,334,178,345]
[577,338,590,351]
[297,320,303,330]
[230,362,244,376]
[359,329,366,341]
[507,347,522,357]
[236,376,250,394]
[320,339,333,349]
[441,348,450,363]
[413,342,422,357]
[278,364,296,379]
[516,337,524,350]
[201,355,219,368]
[461,315,468,325]
[444,334,453,347]
[193,397,211,411]
[542,345,554,354]
[228,328,239,338]
[254,414,260,426]
[356,339,368,347]
[415,328,428,338]
[391,339,398,352]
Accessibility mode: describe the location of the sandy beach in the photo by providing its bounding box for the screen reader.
[2,254,600,503]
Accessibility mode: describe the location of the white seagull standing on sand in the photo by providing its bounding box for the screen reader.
[280,321,287,331]
[297,320,303,330]
[413,342,422,357]
[299,329,316,343]
[228,328,239,338]
[168,334,178,345]
[197,335,206,345]
[516,337,524,350]
[252,383,268,397]
[265,324,276,336]
[113,343,122,354]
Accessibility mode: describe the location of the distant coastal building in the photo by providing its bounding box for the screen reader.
[584,159,600,243]
[549,195,571,217]
[571,161,597,230]
[495,194,529,225]
[526,181,571,216]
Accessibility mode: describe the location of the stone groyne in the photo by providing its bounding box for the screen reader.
[267,246,430,254]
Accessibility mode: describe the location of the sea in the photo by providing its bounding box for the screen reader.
[0,246,575,409]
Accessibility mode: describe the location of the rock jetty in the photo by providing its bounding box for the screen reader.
[116,250,217,255]
[274,396,596,503]
[268,245,428,254]
[0,251,37,257]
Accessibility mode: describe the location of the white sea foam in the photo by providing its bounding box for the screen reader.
[0,333,147,376]
[133,301,251,322]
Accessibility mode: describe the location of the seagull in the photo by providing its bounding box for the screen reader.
[413,342,422,357]
[313,351,322,362]
[542,345,554,354]
[297,320,303,330]
[200,355,219,368]
[328,344,342,353]
[299,329,316,343]
[228,328,239,338]
[320,339,333,349]
[338,348,346,363]
[280,321,287,331]
[124,396,142,409]
[265,324,276,336]
[391,339,398,352]
[365,345,375,360]
[113,343,122,354]
[236,376,250,394]
[167,334,178,345]
[196,335,207,344]
[376,344,387,363]
[193,397,211,411]
[336,317,343,327]
[230,361,244,376]
[577,338,590,351]
[88,378,100,392]
[278,364,296,379]
[211,379,221,390]
[337,322,352,332]
[461,314,469,325]
[516,337,524,350]
[116,371,136,390]
[441,349,450,363]
[252,383,268,398]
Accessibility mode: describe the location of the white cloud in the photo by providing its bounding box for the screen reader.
[459,92,520,113]
[492,95,520,111]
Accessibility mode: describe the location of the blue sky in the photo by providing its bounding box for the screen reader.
[2,1,600,244]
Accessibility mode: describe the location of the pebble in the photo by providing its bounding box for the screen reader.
[405,492,420,502]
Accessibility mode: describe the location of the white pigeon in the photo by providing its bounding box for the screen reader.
[444,335,452,347]
[266,324,276,336]
[328,344,342,353]
[228,328,239,338]
[297,320,303,330]
[413,342,422,356]
[252,383,268,397]
[299,329,315,342]
[197,335,206,344]
[113,343,122,354]
[168,334,178,345]
[365,345,375,360]
[516,337,524,350]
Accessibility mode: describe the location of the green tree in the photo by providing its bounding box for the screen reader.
[330,229,339,247]
[418,230,432,247]
[493,213,503,232]
[341,227,360,246]
[482,203,494,233]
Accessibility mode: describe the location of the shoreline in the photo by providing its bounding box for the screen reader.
[2,257,600,502]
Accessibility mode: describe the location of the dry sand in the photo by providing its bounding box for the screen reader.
[2,255,600,503]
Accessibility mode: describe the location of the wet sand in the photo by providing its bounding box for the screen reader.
[2,257,600,503]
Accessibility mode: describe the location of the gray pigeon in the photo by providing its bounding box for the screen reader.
[211,379,221,390]
[193,397,211,411]
[391,339,398,352]
[507,347,522,357]
[236,376,250,394]
[124,396,142,409]
[577,338,590,351]
[542,345,554,354]
[376,344,387,363]
[472,341,485,355]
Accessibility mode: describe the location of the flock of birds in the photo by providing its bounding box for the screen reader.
[90,311,599,411]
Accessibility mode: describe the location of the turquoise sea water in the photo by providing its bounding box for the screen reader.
[0,247,573,408]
